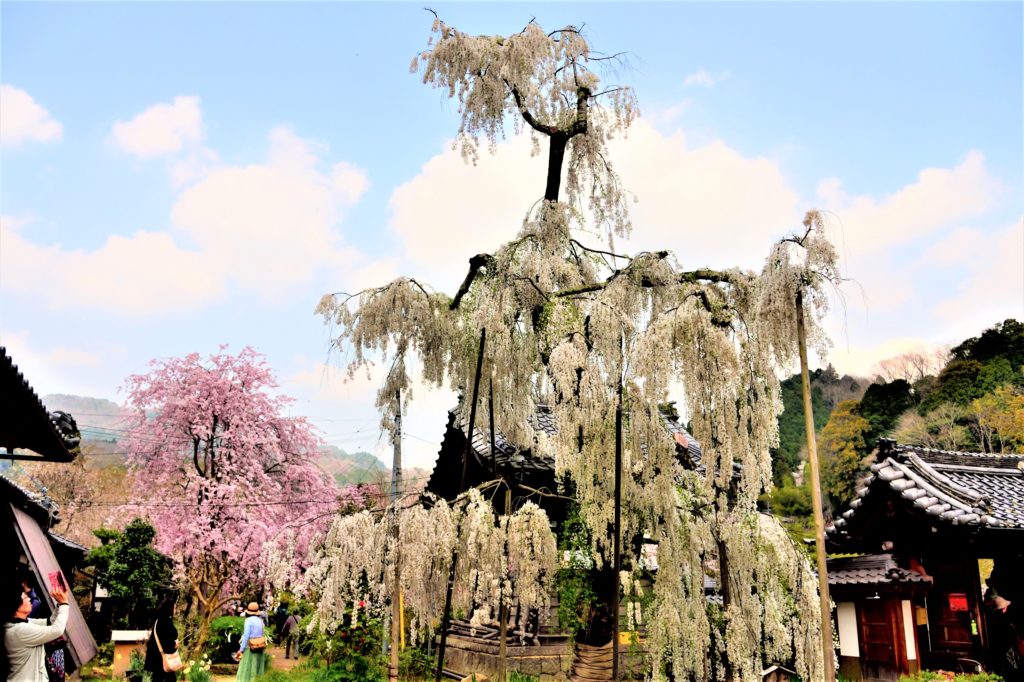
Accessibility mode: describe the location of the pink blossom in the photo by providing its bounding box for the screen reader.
[121,347,338,626]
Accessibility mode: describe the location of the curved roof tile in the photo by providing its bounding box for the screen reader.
[828,439,1024,541]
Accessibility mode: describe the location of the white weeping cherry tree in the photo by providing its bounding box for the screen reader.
[315,16,839,681]
[302,490,557,646]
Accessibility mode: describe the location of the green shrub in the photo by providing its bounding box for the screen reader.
[771,484,812,517]
[310,657,384,682]
[208,616,245,663]
[94,641,114,666]
[398,646,433,678]
[304,613,385,681]
[556,503,596,638]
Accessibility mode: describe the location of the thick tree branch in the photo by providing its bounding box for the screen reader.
[678,268,739,285]
[506,82,558,136]
[450,253,495,310]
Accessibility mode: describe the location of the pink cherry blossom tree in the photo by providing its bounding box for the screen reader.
[121,346,342,648]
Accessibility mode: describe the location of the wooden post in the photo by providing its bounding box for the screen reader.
[436,328,487,682]
[460,328,487,492]
[489,378,498,476]
[389,390,403,682]
[498,486,511,682]
[796,289,836,682]
[612,378,623,681]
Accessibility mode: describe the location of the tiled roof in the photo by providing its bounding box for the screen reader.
[827,554,932,587]
[48,531,89,555]
[1,347,81,461]
[451,402,703,475]
[0,473,60,527]
[828,439,1024,539]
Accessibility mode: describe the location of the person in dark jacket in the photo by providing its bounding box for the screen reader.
[281,612,300,660]
[144,596,178,682]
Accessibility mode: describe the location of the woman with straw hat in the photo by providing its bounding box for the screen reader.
[233,602,267,682]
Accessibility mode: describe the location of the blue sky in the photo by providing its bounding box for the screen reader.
[2,2,1022,469]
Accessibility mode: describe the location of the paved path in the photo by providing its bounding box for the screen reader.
[211,645,302,681]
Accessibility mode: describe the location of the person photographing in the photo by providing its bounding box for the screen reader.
[3,583,69,681]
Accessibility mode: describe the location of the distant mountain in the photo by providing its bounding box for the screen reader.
[40,394,419,487]
[42,394,127,440]
[317,445,387,486]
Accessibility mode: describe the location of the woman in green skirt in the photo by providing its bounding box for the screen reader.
[234,602,267,682]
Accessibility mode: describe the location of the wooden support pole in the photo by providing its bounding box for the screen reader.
[612,378,623,681]
[389,390,403,682]
[498,486,511,682]
[436,328,487,682]
[460,328,487,492]
[796,289,836,682]
[489,378,498,476]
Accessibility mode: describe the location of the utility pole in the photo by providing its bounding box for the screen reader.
[796,289,836,682]
[389,389,403,682]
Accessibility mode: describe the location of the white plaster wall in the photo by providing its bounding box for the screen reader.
[837,602,859,657]
[902,600,917,660]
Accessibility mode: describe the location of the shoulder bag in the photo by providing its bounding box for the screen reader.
[154,620,183,672]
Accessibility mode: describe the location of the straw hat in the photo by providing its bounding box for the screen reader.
[245,602,260,616]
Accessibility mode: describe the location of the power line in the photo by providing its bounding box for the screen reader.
[77,479,434,509]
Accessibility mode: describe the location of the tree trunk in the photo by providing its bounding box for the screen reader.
[545,134,569,202]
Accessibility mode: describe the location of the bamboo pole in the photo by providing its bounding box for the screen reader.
[389,390,403,682]
[435,328,487,682]
[796,289,836,682]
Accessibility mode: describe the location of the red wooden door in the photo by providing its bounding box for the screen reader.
[858,599,907,682]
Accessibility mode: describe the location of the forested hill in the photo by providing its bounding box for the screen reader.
[318,445,387,485]
[770,318,1023,526]
[771,368,866,484]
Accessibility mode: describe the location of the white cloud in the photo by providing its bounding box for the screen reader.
[0,85,63,146]
[111,95,203,158]
[2,127,376,315]
[388,135,544,291]
[1,215,224,315]
[931,220,1024,332]
[816,151,1005,313]
[0,330,104,396]
[647,100,692,126]
[171,127,369,298]
[683,69,729,88]
[611,119,802,269]
[817,152,1001,257]
[388,120,802,292]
